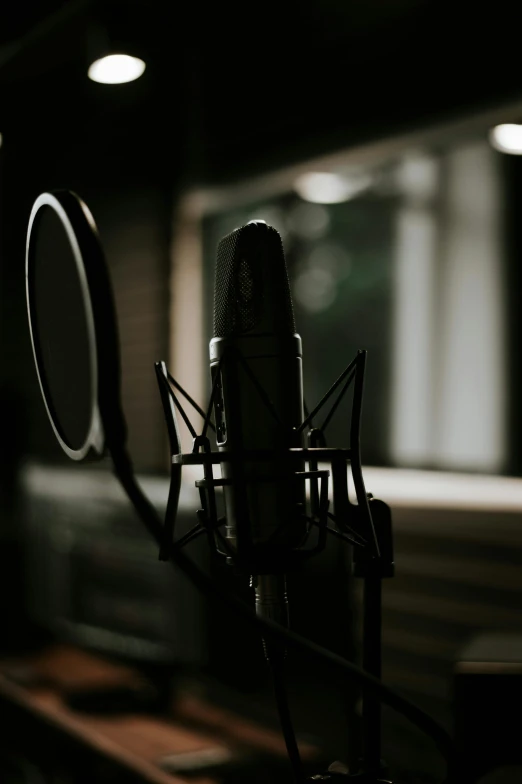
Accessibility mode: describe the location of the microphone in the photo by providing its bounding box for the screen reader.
[209,220,308,646]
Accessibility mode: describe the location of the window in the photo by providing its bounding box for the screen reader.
[174,134,509,474]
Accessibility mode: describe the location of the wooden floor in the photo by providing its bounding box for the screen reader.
[0,645,315,783]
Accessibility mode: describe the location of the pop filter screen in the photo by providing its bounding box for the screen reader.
[26,191,122,461]
[30,204,94,452]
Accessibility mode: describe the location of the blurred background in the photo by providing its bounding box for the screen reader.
[1,1,522,783]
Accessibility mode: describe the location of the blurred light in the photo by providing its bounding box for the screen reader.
[294,267,337,313]
[294,171,371,204]
[489,123,522,155]
[307,243,351,276]
[88,54,146,84]
[0,132,3,148]
[434,142,505,471]
[287,203,329,239]
[390,205,437,465]
[395,154,439,201]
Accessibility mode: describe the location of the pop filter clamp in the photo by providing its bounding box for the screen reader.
[155,349,395,783]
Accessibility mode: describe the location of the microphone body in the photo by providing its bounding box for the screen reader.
[209,221,307,580]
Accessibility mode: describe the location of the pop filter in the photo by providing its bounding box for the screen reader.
[26,191,126,460]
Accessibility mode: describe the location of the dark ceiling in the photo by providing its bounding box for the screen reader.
[0,0,521,469]
[0,0,521,189]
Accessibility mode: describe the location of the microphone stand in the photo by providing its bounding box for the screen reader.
[154,351,395,783]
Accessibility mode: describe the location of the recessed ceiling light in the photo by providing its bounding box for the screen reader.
[489,123,522,155]
[294,171,371,204]
[87,54,146,85]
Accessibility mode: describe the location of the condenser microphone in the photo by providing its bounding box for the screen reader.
[209,221,308,640]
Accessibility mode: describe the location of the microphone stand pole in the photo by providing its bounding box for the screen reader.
[353,498,394,783]
[319,350,394,783]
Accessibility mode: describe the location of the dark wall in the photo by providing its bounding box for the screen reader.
[92,188,171,472]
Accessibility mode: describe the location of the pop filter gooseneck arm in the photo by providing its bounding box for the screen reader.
[25,192,454,784]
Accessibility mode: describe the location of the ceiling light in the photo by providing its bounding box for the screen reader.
[87,54,146,85]
[489,123,522,155]
[294,171,371,204]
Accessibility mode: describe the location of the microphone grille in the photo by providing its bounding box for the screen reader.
[213,222,296,338]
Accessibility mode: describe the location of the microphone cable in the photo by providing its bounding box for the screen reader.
[271,660,305,783]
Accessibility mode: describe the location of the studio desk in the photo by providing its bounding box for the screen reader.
[0,645,318,783]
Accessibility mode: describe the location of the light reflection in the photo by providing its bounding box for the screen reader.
[246,207,287,238]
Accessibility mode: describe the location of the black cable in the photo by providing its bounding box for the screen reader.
[110,446,455,777]
[271,662,305,783]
